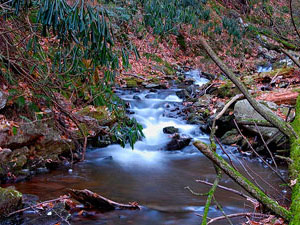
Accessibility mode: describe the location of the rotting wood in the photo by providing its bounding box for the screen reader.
[68,189,140,211]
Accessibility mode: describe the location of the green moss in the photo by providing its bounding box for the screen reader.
[78,106,116,126]
[290,96,300,224]
[216,81,239,98]
[0,187,22,218]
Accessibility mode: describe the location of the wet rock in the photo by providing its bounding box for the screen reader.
[187,113,204,124]
[144,83,161,89]
[133,95,141,100]
[194,95,212,107]
[22,202,70,225]
[184,79,195,85]
[9,146,29,170]
[166,134,192,150]
[186,85,198,97]
[234,99,280,138]
[145,93,157,99]
[0,187,22,218]
[176,89,190,99]
[220,129,242,145]
[0,91,7,110]
[36,167,49,174]
[0,121,76,180]
[163,126,179,134]
[176,85,198,99]
[92,135,111,148]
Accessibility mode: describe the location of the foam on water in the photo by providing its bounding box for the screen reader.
[185,69,209,86]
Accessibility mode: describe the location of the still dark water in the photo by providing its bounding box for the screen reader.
[6,71,289,224]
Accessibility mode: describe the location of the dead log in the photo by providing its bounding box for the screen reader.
[68,189,140,211]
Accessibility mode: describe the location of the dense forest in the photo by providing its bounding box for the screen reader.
[0,0,300,224]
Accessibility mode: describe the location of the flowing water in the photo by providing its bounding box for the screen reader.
[6,71,289,225]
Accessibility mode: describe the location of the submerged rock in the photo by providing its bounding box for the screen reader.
[0,187,22,218]
[166,134,192,150]
[163,126,179,134]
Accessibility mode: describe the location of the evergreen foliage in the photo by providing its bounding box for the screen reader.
[0,0,143,148]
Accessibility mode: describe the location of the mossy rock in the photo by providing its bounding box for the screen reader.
[124,77,143,88]
[0,187,22,218]
[78,105,116,126]
[9,146,29,171]
[215,82,240,98]
[259,67,294,79]
[220,129,242,145]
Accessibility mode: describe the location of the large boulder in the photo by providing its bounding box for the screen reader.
[0,122,74,160]
[0,187,22,218]
[234,99,280,138]
[0,121,75,179]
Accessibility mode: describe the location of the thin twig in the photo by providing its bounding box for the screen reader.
[195,179,256,203]
[207,212,270,224]
[233,119,288,185]
[213,196,233,225]
[254,122,278,169]
[8,196,70,217]
[214,136,238,170]
[184,186,209,196]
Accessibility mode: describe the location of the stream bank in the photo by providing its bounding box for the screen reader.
[0,70,291,225]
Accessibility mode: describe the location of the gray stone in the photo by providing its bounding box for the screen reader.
[0,91,7,110]
[145,84,160,89]
[234,99,280,138]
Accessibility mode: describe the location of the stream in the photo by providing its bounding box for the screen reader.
[8,71,289,225]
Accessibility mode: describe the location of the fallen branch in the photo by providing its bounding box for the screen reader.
[193,141,292,221]
[195,180,256,203]
[206,212,270,225]
[68,189,140,211]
